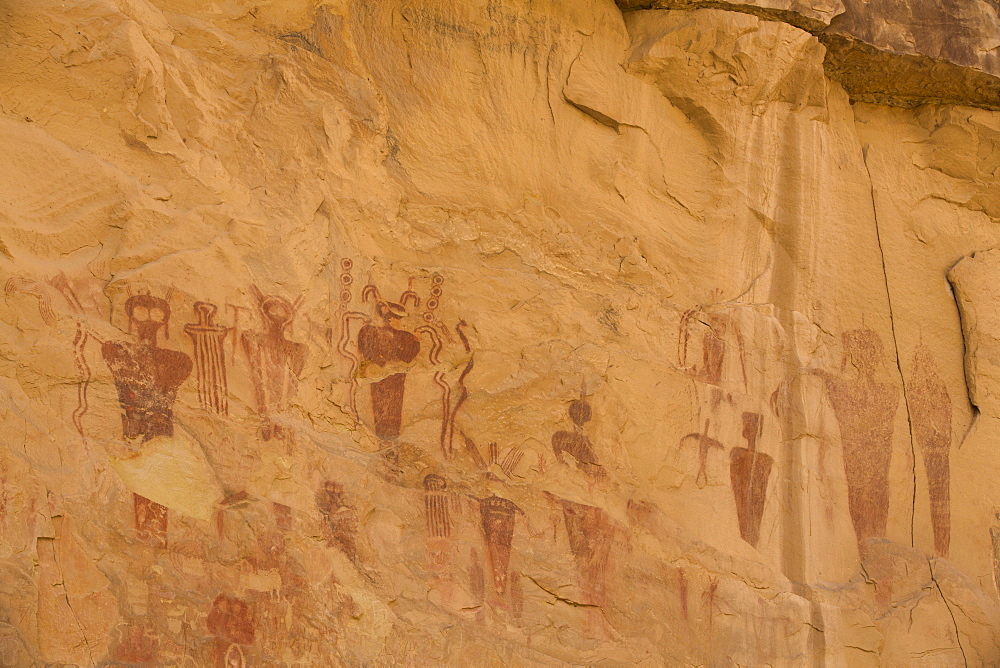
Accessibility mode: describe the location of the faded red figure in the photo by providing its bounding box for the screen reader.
[679,308,748,389]
[551,398,604,477]
[357,292,420,441]
[241,287,307,441]
[316,480,359,561]
[679,420,725,488]
[811,328,899,549]
[910,344,952,557]
[207,593,255,667]
[102,294,192,547]
[423,474,451,539]
[559,498,615,606]
[479,495,520,596]
[113,623,158,664]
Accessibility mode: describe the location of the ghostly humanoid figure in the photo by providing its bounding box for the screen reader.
[241,287,307,441]
[811,328,898,551]
[102,294,192,547]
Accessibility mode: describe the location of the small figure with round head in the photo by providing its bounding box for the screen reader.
[551,397,604,477]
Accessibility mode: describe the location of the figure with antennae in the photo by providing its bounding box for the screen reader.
[678,301,748,391]
[337,267,470,452]
[551,394,605,478]
[102,293,193,547]
[357,283,421,441]
[241,287,308,442]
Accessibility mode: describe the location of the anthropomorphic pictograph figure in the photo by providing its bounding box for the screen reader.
[316,480,359,561]
[909,344,952,557]
[184,301,230,415]
[241,287,307,441]
[479,495,519,596]
[357,288,421,441]
[207,594,254,667]
[559,497,614,606]
[729,411,773,548]
[678,308,748,390]
[551,398,604,477]
[423,474,451,539]
[423,474,452,570]
[337,265,473,454]
[102,294,192,547]
[680,420,725,488]
[811,328,899,550]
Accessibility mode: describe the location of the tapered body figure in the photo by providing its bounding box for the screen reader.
[910,345,952,557]
[480,495,518,595]
[357,301,420,440]
[814,328,898,549]
[241,289,307,441]
[729,411,773,547]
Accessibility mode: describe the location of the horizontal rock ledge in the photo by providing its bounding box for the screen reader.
[617,0,1000,111]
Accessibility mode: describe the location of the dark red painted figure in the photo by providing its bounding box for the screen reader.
[551,399,604,477]
[729,411,773,548]
[357,301,420,440]
[102,294,192,547]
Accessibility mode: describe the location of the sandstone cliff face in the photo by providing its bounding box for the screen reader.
[1,0,1000,665]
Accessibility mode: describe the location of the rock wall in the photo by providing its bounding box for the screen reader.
[1,0,1000,664]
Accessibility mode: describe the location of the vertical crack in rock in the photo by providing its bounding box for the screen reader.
[40,535,94,664]
[861,144,918,548]
[946,257,984,420]
[928,557,969,666]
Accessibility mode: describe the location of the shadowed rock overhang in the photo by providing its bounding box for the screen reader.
[617,0,1000,111]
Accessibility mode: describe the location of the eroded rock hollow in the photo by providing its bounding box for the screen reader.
[2,0,1000,664]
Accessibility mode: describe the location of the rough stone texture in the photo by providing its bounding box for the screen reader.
[2,0,1000,665]
[829,0,1000,76]
[618,0,1000,111]
[617,0,845,30]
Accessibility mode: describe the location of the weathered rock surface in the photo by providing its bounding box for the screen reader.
[2,0,1000,664]
[619,0,1000,110]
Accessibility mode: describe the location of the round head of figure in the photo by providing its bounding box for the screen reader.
[568,399,592,427]
[702,312,728,336]
[741,411,762,441]
[259,295,294,332]
[316,480,347,515]
[423,474,447,492]
[841,328,883,375]
[125,294,171,343]
[374,300,405,324]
